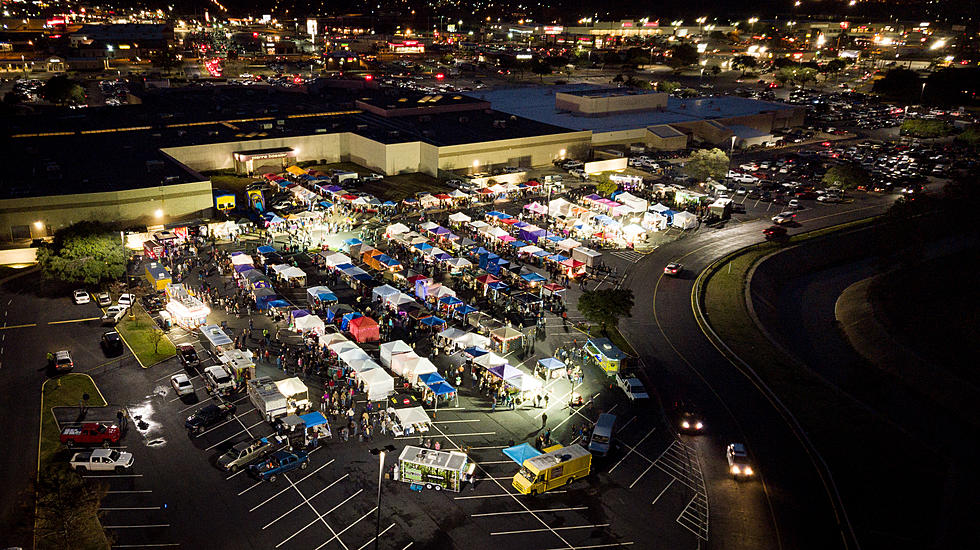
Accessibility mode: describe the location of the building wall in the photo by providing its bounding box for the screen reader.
[419,142,441,177]
[162,134,344,173]
[384,142,422,175]
[345,133,389,174]
[645,129,688,150]
[0,180,213,242]
[591,128,650,147]
[556,91,667,116]
[436,132,592,172]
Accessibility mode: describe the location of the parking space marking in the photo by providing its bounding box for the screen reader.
[197,407,258,438]
[155,368,187,382]
[400,542,413,550]
[474,460,513,465]
[431,419,481,424]
[107,490,153,494]
[112,544,180,548]
[651,478,675,507]
[238,479,266,497]
[0,323,36,330]
[48,317,101,324]
[395,431,495,439]
[469,445,507,450]
[491,524,609,536]
[233,412,255,439]
[248,458,336,510]
[261,474,349,529]
[309,505,376,550]
[82,474,143,478]
[541,544,634,550]
[472,507,588,517]
[203,418,264,451]
[608,427,656,475]
[454,493,515,500]
[534,383,583,419]
[354,522,396,550]
[615,416,637,434]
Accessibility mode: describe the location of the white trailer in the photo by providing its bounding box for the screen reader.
[248,377,289,421]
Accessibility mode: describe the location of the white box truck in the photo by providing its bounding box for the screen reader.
[249,377,289,422]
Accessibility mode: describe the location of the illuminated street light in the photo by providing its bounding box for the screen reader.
[154,209,164,218]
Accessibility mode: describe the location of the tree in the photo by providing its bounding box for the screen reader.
[955,125,980,148]
[667,43,699,68]
[791,67,818,87]
[37,221,128,285]
[826,58,847,75]
[685,148,729,182]
[873,68,921,101]
[151,47,181,74]
[531,61,552,81]
[731,55,757,76]
[41,75,85,105]
[593,176,618,197]
[578,288,635,334]
[657,80,681,94]
[822,163,869,194]
[34,465,108,550]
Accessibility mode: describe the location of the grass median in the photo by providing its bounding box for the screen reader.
[115,306,176,367]
[700,233,945,549]
[38,374,109,550]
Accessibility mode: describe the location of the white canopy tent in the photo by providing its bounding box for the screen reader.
[391,352,421,377]
[394,406,430,427]
[405,358,438,386]
[386,223,410,237]
[379,340,413,367]
[349,357,382,374]
[475,352,508,369]
[458,332,491,349]
[281,266,306,280]
[557,238,582,252]
[468,220,489,230]
[448,212,471,223]
[328,340,359,356]
[372,284,400,302]
[294,314,325,334]
[319,332,348,347]
[323,253,352,267]
[672,211,698,230]
[231,254,254,266]
[339,347,372,366]
[359,368,394,401]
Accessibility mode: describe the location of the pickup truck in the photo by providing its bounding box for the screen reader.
[615,373,649,401]
[70,448,134,472]
[60,422,121,448]
[249,450,309,482]
[218,436,283,472]
[204,364,237,395]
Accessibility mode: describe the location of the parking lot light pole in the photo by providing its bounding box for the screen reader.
[370,445,396,550]
[728,135,737,174]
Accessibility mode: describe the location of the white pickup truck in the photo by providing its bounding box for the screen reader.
[204,364,237,395]
[70,448,134,472]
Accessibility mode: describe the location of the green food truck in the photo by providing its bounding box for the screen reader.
[397,445,474,492]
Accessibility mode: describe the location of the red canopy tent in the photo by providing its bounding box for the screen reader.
[434,194,452,200]
[500,218,519,225]
[349,316,380,343]
[407,274,429,285]
[475,274,499,286]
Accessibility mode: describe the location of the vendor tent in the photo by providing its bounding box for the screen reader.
[372,284,400,302]
[405,358,438,385]
[379,340,413,367]
[394,406,430,428]
[319,332,348,348]
[503,443,542,466]
[391,352,421,377]
[448,212,471,223]
[306,286,338,307]
[339,347,372,366]
[294,315,325,334]
[349,316,380,343]
[671,211,698,230]
[359,368,394,401]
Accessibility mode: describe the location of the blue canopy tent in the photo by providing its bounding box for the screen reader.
[538,357,566,370]
[319,201,333,208]
[513,221,529,228]
[464,346,488,358]
[427,380,458,411]
[503,443,542,466]
[268,299,291,309]
[352,272,373,282]
[413,242,434,253]
[487,281,509,292]
[509,240,528,249]
[418,372,446,386]
[290,309,310,320]
[548,254,569,263]
[254,293,280,310]
[333,263,355,271]
[546,235,563,243]
[485,211,504,218]
[382,200,397,207]
[314,291,338,304]
[533,250,551,258]
[454,304,479,320]
[521,272,547,284]
[439,295,463,312]
[256,245,276,255]
[341,312,363,330]
[420,316,446,327]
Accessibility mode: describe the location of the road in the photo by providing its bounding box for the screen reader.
[608,192,901,550]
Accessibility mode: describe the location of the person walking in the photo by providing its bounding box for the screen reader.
[541,413,548,430]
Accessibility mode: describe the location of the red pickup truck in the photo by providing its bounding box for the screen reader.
[60,422,121,448]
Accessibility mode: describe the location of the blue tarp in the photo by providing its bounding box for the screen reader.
[341,312,363,330]
[315,292,338,303]
[548,254,569,262]
[509,241,527,248]
[428,381,456,396]
[333,263,355,271]
[547,235,563,243]
[413,242,433,252]
[533,250,551,258]
[503,443,542,466]
[298,411,328,428]
[256,245,276,254]
[382,200,397,206]
[487,281,509,291]
[344,238,362,246]
[268,299,291,309]
[420,316,446,327]
[464,346,488,358]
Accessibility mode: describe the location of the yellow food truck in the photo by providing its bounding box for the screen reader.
[512,444,591,496]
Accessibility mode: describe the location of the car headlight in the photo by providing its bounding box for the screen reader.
[695,422,703,430]
[744,466,754,476]
[681,421,690,429]
[731,465,740,474]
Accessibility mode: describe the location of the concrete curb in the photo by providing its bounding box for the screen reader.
[692,228,861,550]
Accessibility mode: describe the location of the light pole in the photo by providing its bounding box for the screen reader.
[919,82,927,104]
[728,135,737,174]
[369,445,396,550]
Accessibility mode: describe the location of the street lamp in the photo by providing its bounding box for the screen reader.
[728,135,737,173]
[369,445,396,550]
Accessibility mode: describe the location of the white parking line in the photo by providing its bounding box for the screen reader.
[475,460,513,465]
[651,478,675,507]
[261,474,349,529]
[491,524,609,536]
[248,458,335,510]
[608,428,656,473]
[472,507,588,517]
[454,493,514,500]
[82,474,143,478]
[400,543,414,550]
[469,445,507,450]
[355,522,396,550]
[394,431,496,440]
[107,490,152,494]
[197,407,258,438]
[234,412,255,439]
[541,543,634,550]
[615,416,637,434]
[112,544,180,548]
[203,419,264,451]
[628,462,657,489]
[534,383,583,419]
[310,505,376,550]
[238,479,265,497]
[154,368,185,382]
[431,419,481,424]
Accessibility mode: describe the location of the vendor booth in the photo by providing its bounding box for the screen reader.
[306,286,338,308]
[490,326,524,354]
[397,446,473,492]
[358,367,395,402]
[380,340,413,367]
[163,284,210,329]
[199,324,233,356]
[536,357,568,380]
[145,262,172,291]
[349,316,380,343]
[274,377,311,414]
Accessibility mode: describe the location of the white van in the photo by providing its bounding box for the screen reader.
[588,413,616,456]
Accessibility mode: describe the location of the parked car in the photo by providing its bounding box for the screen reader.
[101,306,127,326]
[726,443,754,479]
[250,450,309,482]
[615,374,649,400]
[118,293,134,307]
[204,364,236,395]
[95,292,112,307]
[101,331,124,356]
[177,344,201,370]
[73,290,90,305]
[61,422,121,448]
[218,436,282,472]
[664,263,683,276]
[185,402,236,434]
[171,373,195,397]
[70,448,134,472]
[763,225,788,240]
